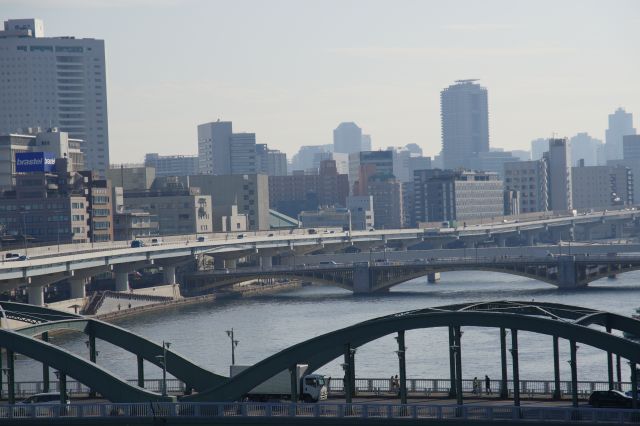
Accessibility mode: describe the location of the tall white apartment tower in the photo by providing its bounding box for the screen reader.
[0,19,109,175]
[441,80,490,170]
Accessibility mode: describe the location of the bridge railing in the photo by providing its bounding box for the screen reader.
[0,377,629,400]
[0,401,638,423]
[328,378,631,398]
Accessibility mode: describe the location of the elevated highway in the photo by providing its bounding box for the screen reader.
[0,208,638,305]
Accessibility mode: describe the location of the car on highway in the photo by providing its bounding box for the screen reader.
[17,255,29,261]
[4,253,20,260]
[197,236,206,242]
[588,390,633,408]
[130,240,145,248]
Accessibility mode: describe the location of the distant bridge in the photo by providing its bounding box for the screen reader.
[183,253,640,294]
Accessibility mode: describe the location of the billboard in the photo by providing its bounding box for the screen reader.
[15,152,56,173]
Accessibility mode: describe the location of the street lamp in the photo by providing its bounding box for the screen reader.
[154,341,171,396]
[226,328,239,365]
[19,207,28,257]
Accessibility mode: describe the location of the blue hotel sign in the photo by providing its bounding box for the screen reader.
[15,152,56,173]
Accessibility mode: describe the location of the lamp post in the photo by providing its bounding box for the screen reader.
[226,328,239,365]
[154,340,171,396]
[20,207,28,257]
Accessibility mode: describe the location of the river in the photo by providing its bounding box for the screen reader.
[12,271,640,384]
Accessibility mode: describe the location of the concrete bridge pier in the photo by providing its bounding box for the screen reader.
[27,284,45,306]
[115,272,130,292]
[556,255,586,289]
[495,235,507,247]
[260,255,273,269]
[69,277,88,299]
[353,263,372,294]
[163,266,176,285]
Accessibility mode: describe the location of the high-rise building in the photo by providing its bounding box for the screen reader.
[291,144,333,172]
[0,19,109,175]
[312,152,349,175]
[106,166,155,191]
[229,133,257,174]
[623,135,640,161]
[367,176,403,229]
[441,80,489,170]
[504,159,549,213]
[570,133,602,166]
[333,122,362,154]
[349,150,394,193]
[511,150,531,162]
[256,144,287,176]
[477,150,517,177]
[361,134,372,151]
[545,138,572,211]
[144,153,199,177]
[389,146,431,183]
[605,108,636,161]
[197,120,233,175]
[531,138,548,161]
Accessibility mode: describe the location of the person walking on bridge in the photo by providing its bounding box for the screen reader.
[485,375,492,395]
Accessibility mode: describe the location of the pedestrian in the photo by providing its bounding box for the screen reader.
[389,376,395,393]
[472,377,479,395]
[485,375,492,395]
[394,375,400,396]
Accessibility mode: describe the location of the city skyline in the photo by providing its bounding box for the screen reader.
[1,0,639,164]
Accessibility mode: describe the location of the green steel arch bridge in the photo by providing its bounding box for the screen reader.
[0,300,639,410]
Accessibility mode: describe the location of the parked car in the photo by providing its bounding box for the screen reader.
[588,390,633,408]
[130,240,145,248]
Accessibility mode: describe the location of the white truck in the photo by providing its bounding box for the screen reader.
[230,364,328,402]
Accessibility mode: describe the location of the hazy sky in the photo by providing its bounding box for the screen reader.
[3,0,639,162]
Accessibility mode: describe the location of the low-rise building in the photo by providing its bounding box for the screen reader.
[123,180,212,235]
[299,207,350,229]
[107,166,155,191]
[346,195,374,230]
[571,162,633,209]
[113,210,159,241]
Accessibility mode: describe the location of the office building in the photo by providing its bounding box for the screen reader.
[0,19,109,175]
[531,138,548,161]
[229,133,257,174]
[571,162,633,210]
[346,195,374,230]
[107,166,155,191]
[299,207,351,229]
[188,174,270,231]
[570,133,602,166]
[605,108,636,161]
[290,144,333,172]
[269,160,349,218]
[123,179,212,236]
[349,150,394,193]
[0,128,84,190]
[333,122,362,154]
[361,134,372,151]
[312,152,349,175]
[413,169,504,223]
[545,138,573,211]
[0,165,112,244]
[511,150,531,162]
[441,80,490,170]
[144,153,198,177]
[504,159,549,213]
[367,176,403,229]
[623,135,640,160]
[477,150,517,176]
[607,159,640,208]
[390,146,432,183]
[256,144,287,176]
[113,210,159,241]
[197,120,232,175]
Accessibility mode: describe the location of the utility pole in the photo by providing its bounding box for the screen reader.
[226,328,239,365]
